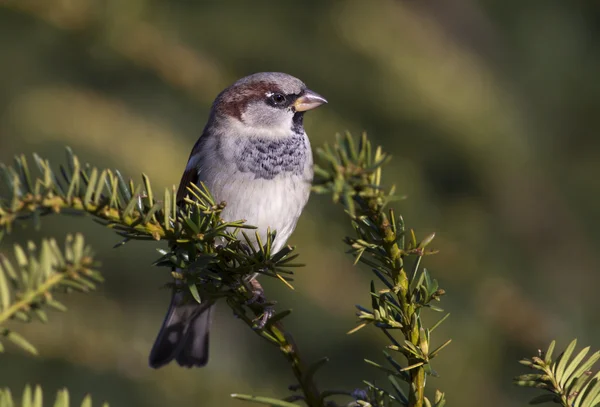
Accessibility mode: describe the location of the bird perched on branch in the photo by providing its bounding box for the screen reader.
[149,72,327,368]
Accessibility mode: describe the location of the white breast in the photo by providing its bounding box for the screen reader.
[209,172,310,252]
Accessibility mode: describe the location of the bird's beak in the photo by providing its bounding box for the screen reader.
[294,89,328,112]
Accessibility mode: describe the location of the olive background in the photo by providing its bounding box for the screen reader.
[0,1,599,406]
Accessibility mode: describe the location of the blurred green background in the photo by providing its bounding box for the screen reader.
[1,1,599,406]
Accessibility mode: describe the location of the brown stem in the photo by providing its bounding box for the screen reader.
[270,322,323,406]
[229,282,324,407]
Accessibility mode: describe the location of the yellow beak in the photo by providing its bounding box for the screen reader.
[294,89,328,112]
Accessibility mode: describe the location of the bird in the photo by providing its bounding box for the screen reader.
[149,72,327,369]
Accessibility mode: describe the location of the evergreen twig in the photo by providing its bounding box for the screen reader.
[0,234,101,355]
[0,148,321,405]
[313,132,448,407]
[0,384,108,407]
[515,339,600,407]
[3,135,592,407]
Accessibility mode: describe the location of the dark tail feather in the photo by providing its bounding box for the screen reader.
[149,291,214,369]
[175,306,213,367]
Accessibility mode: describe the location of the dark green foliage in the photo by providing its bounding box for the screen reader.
[1,134,594,407]
[0,147,313,404]
[0,134,450,407]
[312,133,449,407]
[235,133,451,406]
[0,147,301,308]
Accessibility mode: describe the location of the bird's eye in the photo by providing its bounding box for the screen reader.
[269,93,286,105]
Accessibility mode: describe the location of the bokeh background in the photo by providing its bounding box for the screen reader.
[1,1,599,406]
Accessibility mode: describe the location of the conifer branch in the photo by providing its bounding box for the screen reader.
[0,148,299,284]
[230,132,450,407]
[313,133,448,407]
[515,339,600,407]
[0,384,108,407]
[0,134,451,407]
[0,234,101,355]
[0,148,321,405]
[3,135,591,407]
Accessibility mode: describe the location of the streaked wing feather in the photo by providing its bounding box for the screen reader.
[177,167,199,203]
[176,133,209,203]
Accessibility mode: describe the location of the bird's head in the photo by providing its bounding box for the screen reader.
[211,72,327,138]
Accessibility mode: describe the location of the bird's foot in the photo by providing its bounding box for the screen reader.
[253,304,276,329]
[245,278,266,304]
[247,278,277,329]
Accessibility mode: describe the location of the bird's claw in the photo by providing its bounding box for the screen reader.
[247,278,277,329]
[244,291,260,305]
[253,304,275,329]
[247,277,266,304]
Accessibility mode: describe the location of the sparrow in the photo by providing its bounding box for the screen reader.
[149,72,327,368]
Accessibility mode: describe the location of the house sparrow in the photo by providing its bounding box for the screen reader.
[149,72,327,368]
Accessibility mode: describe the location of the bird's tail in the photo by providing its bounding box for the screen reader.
[149,289,214,368]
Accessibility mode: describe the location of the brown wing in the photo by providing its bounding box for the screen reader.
[176,167,199,204]
[176,135,207,204]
